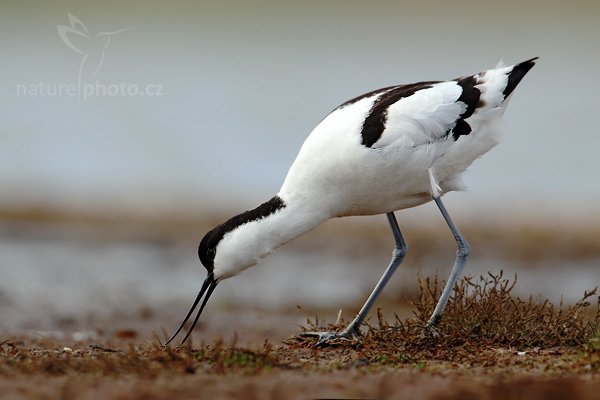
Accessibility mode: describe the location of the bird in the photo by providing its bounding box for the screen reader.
[165,57,537,346]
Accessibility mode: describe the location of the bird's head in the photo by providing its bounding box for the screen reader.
[162,229,223,347]
[162,221,258,346]
[163,196,286,346]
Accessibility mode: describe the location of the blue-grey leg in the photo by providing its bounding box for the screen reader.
[302,212,408,345]
[426,195,471,327]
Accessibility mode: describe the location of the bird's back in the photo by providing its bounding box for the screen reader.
[279,58,537,217]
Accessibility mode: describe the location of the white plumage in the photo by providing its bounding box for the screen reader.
[165,58,537,346]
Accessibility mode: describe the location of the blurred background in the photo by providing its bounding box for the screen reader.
[1,0,599,343]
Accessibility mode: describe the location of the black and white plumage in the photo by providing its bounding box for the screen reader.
[165,58,537,346]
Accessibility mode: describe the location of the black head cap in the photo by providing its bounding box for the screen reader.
[198,229,218,274]
[197,196,286,274]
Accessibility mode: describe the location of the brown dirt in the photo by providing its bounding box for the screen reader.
[1,274,598,399]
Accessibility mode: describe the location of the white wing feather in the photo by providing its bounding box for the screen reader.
[373,81,465,148]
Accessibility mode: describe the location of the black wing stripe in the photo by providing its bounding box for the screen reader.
[452,119,472,139]
[450,75,482,141]
[336,85,397,110]
[360,81,439,148]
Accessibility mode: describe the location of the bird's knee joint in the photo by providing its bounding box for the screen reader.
[393,244,408,259]
[458,239,471,257]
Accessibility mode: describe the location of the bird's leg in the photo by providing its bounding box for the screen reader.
[302,212,408,346]
[426,194,471,329]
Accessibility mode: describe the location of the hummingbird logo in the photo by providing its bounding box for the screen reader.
[57,13,130,89]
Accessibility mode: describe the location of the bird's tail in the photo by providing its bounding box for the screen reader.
[475,57,538,111]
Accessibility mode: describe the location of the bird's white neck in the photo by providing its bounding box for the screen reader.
[212,195,330,280]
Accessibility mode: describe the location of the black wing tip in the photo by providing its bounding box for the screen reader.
[515,57,539,74]
[519,56,539,65]
[503,57,538,99]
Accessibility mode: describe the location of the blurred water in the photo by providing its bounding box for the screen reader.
[1,1,600,217]
[1,223,598,336]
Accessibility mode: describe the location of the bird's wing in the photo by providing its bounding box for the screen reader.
[359,77,492,149]
[371,80,468,148]
[335,58,537,150]
[317,59,537,153]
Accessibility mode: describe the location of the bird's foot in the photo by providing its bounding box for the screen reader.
[419,323,441,339]
[300,328,359,347]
